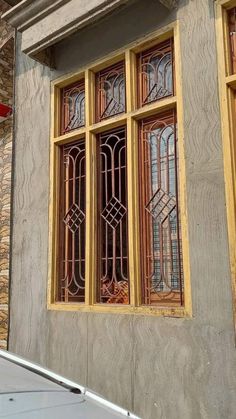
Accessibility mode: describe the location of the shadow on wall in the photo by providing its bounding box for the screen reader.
[53,0,178,77]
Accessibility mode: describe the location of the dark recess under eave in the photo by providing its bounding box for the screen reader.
[4,0,20,6]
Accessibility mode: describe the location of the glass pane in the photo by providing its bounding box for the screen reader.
[139,111,184,306]
[97,127,129,304]
[138,38,174,106]
[96,61,126,121]
[228,8,236,74]
[61,80,85,134]
[58,140,86,302]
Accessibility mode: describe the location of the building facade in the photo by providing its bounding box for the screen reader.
[2,0,236,418]
[0,0,13,350]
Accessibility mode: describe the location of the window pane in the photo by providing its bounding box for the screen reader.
[139,111,184,306]
[61,80,85,134]
[58,140,86,302]
[96,61,126,122]
[138,38,174,107]
[228,8,236,74]
[97,127,129,304]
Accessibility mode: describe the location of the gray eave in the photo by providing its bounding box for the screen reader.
[2,0,177,62]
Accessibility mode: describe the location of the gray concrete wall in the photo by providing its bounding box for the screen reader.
[0,0,13,349]
[9,0,236,418]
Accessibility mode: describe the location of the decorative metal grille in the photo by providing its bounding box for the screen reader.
[58,140,86,302]
[97,127,129,304]
[138,38,174,107]
[228,8,236,74]
[139,111,184,306]
[96,61,126,122]
[61,80,85,134]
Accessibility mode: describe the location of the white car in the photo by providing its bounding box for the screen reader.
[0,350,140,419]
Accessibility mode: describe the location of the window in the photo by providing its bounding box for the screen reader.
[61,80,85,134]
[137,38,174,106]
[216,1,236,323]
[139,111,183,306]
[48,24,191,316]
[97,127,129,304]
[96,61,126,121]
[58,140,86,302]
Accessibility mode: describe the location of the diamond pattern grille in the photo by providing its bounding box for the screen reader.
[146,188,176,223]
[101,196,126,230]
[63,203,85,233]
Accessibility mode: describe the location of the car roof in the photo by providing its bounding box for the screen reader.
[0,357,62,393]
[0,350,140,419]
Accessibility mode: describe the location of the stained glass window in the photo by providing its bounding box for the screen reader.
[139,110,184,306]
[61,80,85,134]
[58,140,86,302]
[96,61,126,121]
[228,7,236,74]
[138,38,174,106]
[97,127,129,304]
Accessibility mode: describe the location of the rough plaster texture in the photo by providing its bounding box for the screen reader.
[0,0,13,349]
[9,0,236,418]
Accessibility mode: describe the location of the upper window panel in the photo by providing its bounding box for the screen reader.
[96,61,126,122]
[138,38,174,107]
[228,7,236,74]
[61,80,85,135]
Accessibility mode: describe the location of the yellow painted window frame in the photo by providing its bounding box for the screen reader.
[47,21,192,317]
[216,0,236,326]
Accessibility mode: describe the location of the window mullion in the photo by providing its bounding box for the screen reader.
[125,50,137,112]
[85,131,97,306]
[85,70,96,306]
[85,69,95,126]
[126,49,141,306]
[127,116,141,306]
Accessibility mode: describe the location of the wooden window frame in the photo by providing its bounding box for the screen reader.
[48,21,192,317]
[216,0,236,328]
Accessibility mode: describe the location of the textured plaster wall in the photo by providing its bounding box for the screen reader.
[9,0,236,418]
[0,0,13,349]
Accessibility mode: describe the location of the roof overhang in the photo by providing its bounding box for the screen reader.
[2,0,177,67]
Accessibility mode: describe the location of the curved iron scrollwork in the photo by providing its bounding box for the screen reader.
[58,140,86,302]
[96,61,126,122]
[98,127,129,304]
[139,111,184,306]
[61,80,85,134]
[138,38,174,106]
